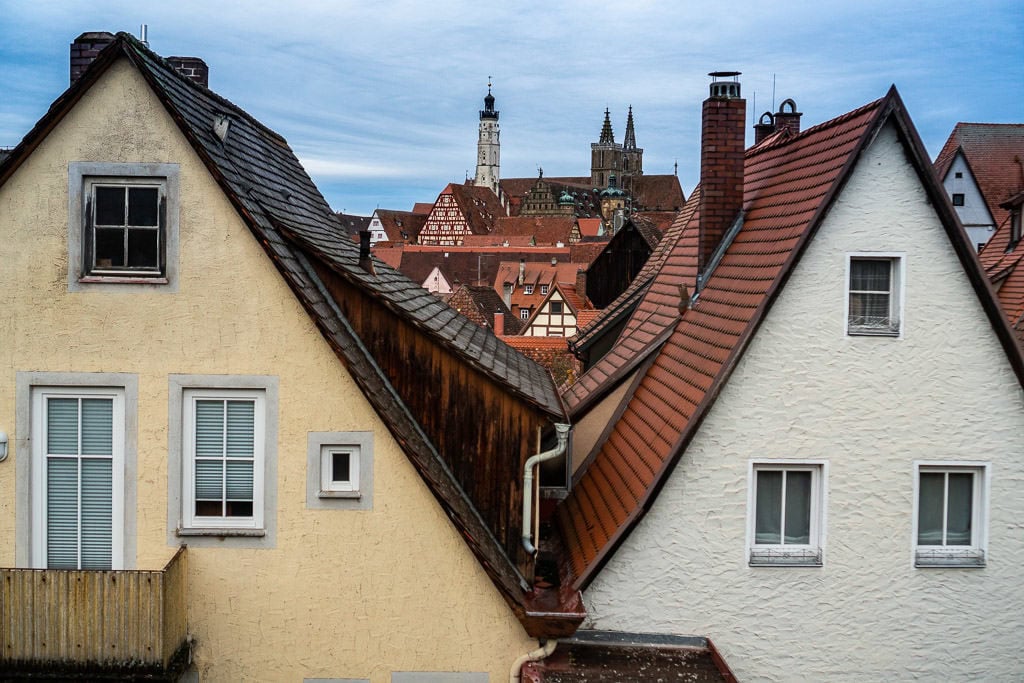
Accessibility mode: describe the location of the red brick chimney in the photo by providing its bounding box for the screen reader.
[753,111,776,144]
[699,71,746,275]
[167,56,209,88]
[493,312,505,336]
[70,32,115,84]
[773,98,802,136]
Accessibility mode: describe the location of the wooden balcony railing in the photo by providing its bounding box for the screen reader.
[0,546,188,674]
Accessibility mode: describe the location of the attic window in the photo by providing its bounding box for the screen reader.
[847,255,903,337]
[954,172,963,179]
[540,285,549,295]
[952,193,965,206]
[524,285,534,295]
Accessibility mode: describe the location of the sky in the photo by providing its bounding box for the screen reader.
[1,1,1022,217]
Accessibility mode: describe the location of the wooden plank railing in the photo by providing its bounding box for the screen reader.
[0,546,187,669]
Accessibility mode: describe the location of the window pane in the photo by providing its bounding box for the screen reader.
[81,398,113,456]
[225,460,254,501]
[225,401,254,457]
[784,471,812,544]
[195,400,224,457]
[849,293,891,328]
[195,459,224,502]
[47,398,79,455]
[95,228,126,267]
[47,457,79,569]
[127,187,158,226]
[95,187,125,225]
[918,472,945,545]
[755,471,782,544]
[332,451,350,483]
[946,473,973,545]
[850,259,890,291]
[127,228,159,268]
[80,458,113,569]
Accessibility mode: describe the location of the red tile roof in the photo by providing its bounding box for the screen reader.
[494,215,578,245]
[555,88,1022,590]
[935,123,1024,231]
[577,218,603,238]
[373,209,427,243]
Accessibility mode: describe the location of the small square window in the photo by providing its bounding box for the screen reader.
[847,255,902,337]
[524,285,534,295]
[520,308,530,320]
[914,463,987,568]
[540,285,549,295]
[320,445,360,497]
[954,172,963,179]
[748,462,824,566]
[951,193,965,206]
[550,301,564,314]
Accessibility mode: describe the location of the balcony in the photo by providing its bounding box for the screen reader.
[0,546,190,679]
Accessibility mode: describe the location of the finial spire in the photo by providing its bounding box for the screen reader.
[624,105,637,150]
[599,108,615,145]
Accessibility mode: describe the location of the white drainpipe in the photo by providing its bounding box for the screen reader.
[522,423,570,555]
[509,639,558,683]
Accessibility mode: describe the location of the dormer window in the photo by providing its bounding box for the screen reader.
[524,285,534,295]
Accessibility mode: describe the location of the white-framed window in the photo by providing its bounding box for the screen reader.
[30,386,125,570]
[181,388,265,531]
[846,254,904,337]
[913,462,988,568]
[306,432,374,510]
[321,445,360,495]
[524,285,534,295]
[550,301,564,315]
[520,308,530,320]
[748,461,826,567]
[540,285,549,295]
[68,162,180,292]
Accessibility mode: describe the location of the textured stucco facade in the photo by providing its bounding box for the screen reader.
[0,58,533,681]
[582,123,1024,681]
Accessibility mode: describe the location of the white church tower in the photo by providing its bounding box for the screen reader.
[474,80,500,194]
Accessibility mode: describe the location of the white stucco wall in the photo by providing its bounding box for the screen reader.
[942,153,995,250]
[583,123,1024,681]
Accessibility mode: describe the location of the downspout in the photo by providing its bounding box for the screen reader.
[510,639,558,683]
[522,423,570,555]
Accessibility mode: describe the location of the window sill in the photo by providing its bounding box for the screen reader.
[847,328,900,338]
[176,527,266,538]
[749,548,823,567]
[915,548,985,568]
[79,275,169,285]
[318,490,362,499]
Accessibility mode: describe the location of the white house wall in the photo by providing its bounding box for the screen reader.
[582,123,1024,681]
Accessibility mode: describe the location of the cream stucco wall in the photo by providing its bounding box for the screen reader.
[570,371,637,476]
[583,123,1024,681]
[0,58,532,681]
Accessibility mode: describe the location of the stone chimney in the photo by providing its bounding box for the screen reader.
[773,99,802,136]
[699,71,746,275]
[70,32,115,84]
[167,56,209,88]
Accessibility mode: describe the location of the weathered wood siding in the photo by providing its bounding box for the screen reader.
[317,264,553,575]
[0,547,187,668]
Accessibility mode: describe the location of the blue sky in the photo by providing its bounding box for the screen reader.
[1,1,1021,216]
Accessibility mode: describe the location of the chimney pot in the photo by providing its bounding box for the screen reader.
[773,98,802,136]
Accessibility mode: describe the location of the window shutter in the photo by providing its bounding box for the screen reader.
[80,458,113,569]
[47,458,79,569]
[83,195,94,274]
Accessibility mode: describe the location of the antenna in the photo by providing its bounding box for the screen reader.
[772,74,776,112]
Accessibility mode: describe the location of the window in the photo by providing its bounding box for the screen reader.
[68,162,179,291]
[550,301,564,314]
[748,462,825,566]
[847,255,902,337]
[524,285,534,295]
[540,285,549,295]
[30,386,126,570]
[306,432,374,510]
[951,193,965,206]
[914,463,987,567]
[169,375,278,546]
[182,388,264,530]
[520,308,530,320]
[1010,209,1022,248]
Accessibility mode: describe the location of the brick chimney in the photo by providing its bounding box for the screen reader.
[575,268,588,302]
[167,56,209,88]
[754,111,776,144]
[699,71,746,275]
[773,98,802,136]
[493,312,505,336]
[70,32,115,84]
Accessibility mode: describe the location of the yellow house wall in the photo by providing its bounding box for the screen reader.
[0,58,532,681]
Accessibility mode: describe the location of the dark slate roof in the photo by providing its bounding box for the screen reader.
[555,88,1024,589]
[334,212,371,237]
[0,32,574,633]
[446,284,524,335]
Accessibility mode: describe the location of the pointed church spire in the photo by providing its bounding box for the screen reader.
[599,108,615,145]
[624,105,637,150]
[480,77,498,120]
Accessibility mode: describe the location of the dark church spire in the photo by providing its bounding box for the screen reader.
[624,106,637,150]
[599,108,615,145]
[480,78,498,120]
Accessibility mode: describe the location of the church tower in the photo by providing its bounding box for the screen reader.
[622,106,644,180]
[473,80,500,195]
[591,108,623,187]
